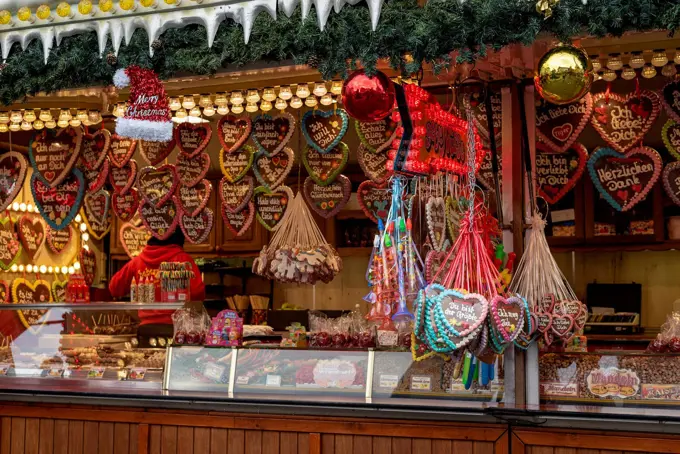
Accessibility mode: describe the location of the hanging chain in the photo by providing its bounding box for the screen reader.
[465,97,477,231]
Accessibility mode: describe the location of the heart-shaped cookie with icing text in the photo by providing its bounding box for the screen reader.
[177,151,210,187]
[536,312,553,333]
[112,189,140,222]
[252,112,295,156]
[217,115,252,153]
[253,147,294,190]
[31,169,85,231]
[82,158,109,194]
[0,217,20,270]
[302,109,348,155]
[490,295,524,343]
[139,138,176,165]
[108,135,137,168]
[179,205,214,244]
[587,146,662,212]
[551,314,574,340]
[12,278,53,333]
[536,142,587,205]
[253,185,293,231]
[174,122,212,158]
[574,305,588,331]
[662,81,680,124]
[82,189,111,240]
[46,225,72,255]
[662,120,680,161]
[108,159,137,195]
[51,279,68,302]
[357,142,389,183]
[355,117,398,154]
[476,146,502,194]
[177,180,211,217]
[536,94,592,153]
[0,279,9,303]
[18,215,45,260]
[663,161,680,207]
[590,90,659,154]
[137,164,178,208]
[81,129,111,171]
[302,175,351,219]
[29,127,83,187]
[220,176,253,213]
[467,93,503,145]
[357,180,390,224]
[436,290,489,338]
[79,247,97,285]
[119,222,151,258]
[222,201,254,237]
[425,196,447,252]
[425,250,447,284]
[219,145,254,183]
[539,294,556,313]
[140,199,179,240]
[302,143,348,186]
[0,152,27,212]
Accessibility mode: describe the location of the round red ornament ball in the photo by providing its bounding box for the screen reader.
[342,70,395,122]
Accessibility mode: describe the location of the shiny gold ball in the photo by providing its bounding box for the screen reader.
[534,44,593,105]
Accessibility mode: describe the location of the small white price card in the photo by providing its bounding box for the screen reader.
[266,374,282,387]
[379,374,399,389]
[47,368,64,378]
[0,364,10,376]
[236,376,250,385]
[410,375,432,392]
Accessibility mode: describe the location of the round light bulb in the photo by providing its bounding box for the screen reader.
[9,123,20,132]
[60,266,68,274]
[189,106,201,117]
[278,86,293,100]
[45,120,56,129]
[290,96,303,109]
[230,104,244,114]
[57,2,73,17]
[260,100,273,112]
[119,0,136,11]
[216,105,229,115]
[39,265,47,274]
[18,265,24,272]
[26,265,33,273]
[9,111,22,123]
[164,0,179,4]
[0,10,13,25]
[313,82,327,97]
[77,110,88,122]
[262,87,276,102]
[202,105,215,117]
[81,232,89,242]
[83,244,89,251]
[245,102,258,113]
[198,94,212,108]
[663,63,678,78]
[98,0,114,13]
[304,96,318,107]
[17,7,33,22]
[182,95,196,110]
[88,110,102,124]
[642,64,657,79]
[175,108,187,119]
[78,0,94,15]
[0,112,9,124]
[23,110,36,122]
[69,119,82,127]
[79,223,87,232]
[0,124,8,133]
[68,266,75,275]
[320,94,333,106]
[74,261,81,270]
[19,203,26,211]
[214,93,228,106]
[606,54,622,71]
[39,110,51,121]
[75,214,82,222]
[10,264,17,272]
[629,53,645,69]
[48,266,53,273]
[168,98,181,111]
[20,121,32,131]
[11,202,19,211]
[59,109,72,121]
[246,89,260,103]
[36,5,52,21]
[26,203,33,212]
[296,83,310,98]
[230,91,244,106]
[621,66,636,80]
[602,69,617,82]
[57,119,69,128]
[652,50,669,68]
[275,98,287,111]
[330,80,343,95]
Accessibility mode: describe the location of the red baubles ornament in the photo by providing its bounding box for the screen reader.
[342,70,395,122]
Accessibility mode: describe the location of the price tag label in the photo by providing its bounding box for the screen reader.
[0,363,10,376]
[377,330,398,346]
[87,367,105,379]
[236,376,250,385]
[128,368,147,381]
[266,374,282,387]
[203,362,226,382]
[379,374,399,389]
[410,375,432,392]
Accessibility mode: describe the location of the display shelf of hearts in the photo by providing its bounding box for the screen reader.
[138,164,178,208]
[590,90,660,154]
[535,95,592,153]
[12,278,52,332]
[0,152,27,212]
[108,135,136,168]
[82,189,111,240]
[357,180,391,224]
[253,148,293,190]
[29,127,82,188]
[18,215,45,260]
[82,158,109,194]
[180,207,214,244]
[81,130,111,171]
[112,189,140,222]
[177,180,211,217]
[302,144,348,186]
[303,175,351,219]
[221,201,254,237]
[357,143,389,183]
[217,115,252,153]
[0,217,21,270]
[535,142,587,205]
[252,112,295,156]
[139,139,175,166]
[219,146,254,183]
[220,176,253,213]
[175,123,212,158]
[120,222,151,258]
[46,225,72,255]
[468,93,503,145]
[79,248,97,286]
[254,185,292,231]
[302,109,348,154]
[140,199,179,240]
[355,117,398,154]
[31,169,85,231]
[177,151,210,187]
[109,160,137,194]
[587,146,662,212]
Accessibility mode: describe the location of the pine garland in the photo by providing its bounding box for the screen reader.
[0,0,678,105]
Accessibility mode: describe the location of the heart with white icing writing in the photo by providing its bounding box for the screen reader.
[426,196,447,252]
[81,129,111,170]
[302,109,348,154]
[222,201,254,237]
[0,152,27,212]
[587,146,661,212]
[590,90,659,154]
[82,189,111,240]
[108,159,137,195]
[108,135,137,168]
[302,175,351,219]
[467,93,503,146]
[662,80,680,124]
[12,278,53,333]
[662,120,680,161]
[436,290,488,339]
[252,112,295,156]
[536,94,592,153]
[357,180,390,224]
[79,247,97,286]
[18,215,45,260]
[137,164,178,208]
[140,199,179,240]
[46,225,72,255]
[179,205,213,244]
[31,169,85,231]
[536,142,587,205]
[253,185,293,231]
[52,279,68,302]
[253,147,294,190]
[355,117,398,154]
[536,312,552,333]
[357,142,389,183]
[81,158,109,194]
[139,138,176,165]
[476,146,502,194]
[424,250,447,284]
[220,176,253,213]
[217,115,252,153]
[490,295,524,343]
[663,161,680,207]
[302,143,348,186]
[112,189,140,222]
[177,151,210,187]
[119,222,151,258]
[29,127,83,188]
[0,217,20,270]
[174,122,212,158]
[219,146,254,183]
[551,314,574,339]
[574,305,588,331]
[177,180,211,217]
[539,294,556,313]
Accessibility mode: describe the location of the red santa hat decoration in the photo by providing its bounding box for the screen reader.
[113,65,173,142]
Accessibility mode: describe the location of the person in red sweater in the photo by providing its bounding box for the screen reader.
[109,229,205,332]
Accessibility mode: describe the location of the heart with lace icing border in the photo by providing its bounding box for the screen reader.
[82,158,109,194]
[0,217,21,271]
[219,145,254,183]
[29,127,83,188]
[222,200,254,237]
[253,147,294,190]
[217,115,252,153]
[253,185,293,231]
[52,278,68,302]
[137,164,178,208]
[355,117,398,154]
[177,180,212,217]
[31,169,85,231]
[81,129,111,171]
[0,152,27,212]
[112,189,139,223]
[252,112,296,157]
[357,180,390,224]
[536,94,592,153]
[220,176,254,214]
[424,250,447,284]
[79,247,97,286]
[179,205,213,244]
[12,278,53,333]
[82,188,111,240]
[177,151,210,187]
[302,108,349,155]
[119,222,151,258]
[140,199,179,240]
[536,141,588,205]
[357,142,388,183]
[46,225,72,255]
[108,135,137,168]
[108,159,137,195]
[664,161,680,207]
[0,279,9,303]
[139,138,176,166]
[435,289,488,339]
[302,175,351,219]
[174,122,212,158]
[302,143,348,186]
[18,215,45,261]
[489,295,525,343]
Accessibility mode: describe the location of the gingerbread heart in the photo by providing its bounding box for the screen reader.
[302,109,348,154]
[302,143,348,186]
[220,175,254,213]
[51,279,68,302]
[539,294,556,313]
[174,122,212,158]
[424,250,447,284]
[82,157,109,194]
[217,115,252,153]
[574,305,588,331]
[222,201,254,237]
[177,151,210,187]
[590,90,659,154]
[82,189,111,240]
[426,196,447,252]
[81,129,111,170]
[355,117,398,154]
[536,94,592,153]
[0,217,20,270]
[467,93,503,145]
[108,159,137,195]
[252,112,295,156]
[29,127,83,188]
[79,247,97,286]
[587,146,662,212]
[476,146,502,194]
[253,185,293,231]
[662,120,680,161]
[179,205,214,244]
[490,295,524,343]
[108,135,137,168]
[662,80,680,124]
[357,180,390,224]
[536,142,587,205]
[536,312,553,333]
[219,145,254,183]
[140,199,180,240]
[112,189,139,222]
[177,180,211,217]
[137,164,178,208]
[12,278,52,333]
[436,290,488,338]
[31,169,85,231]
[663,161,680,206]
[302,175,351,219]
[551,314,574,339]
[119,222,151,258]
[253,147,294,190]
[139,138,176,165]
[0,279,9,303]
[18,215,45,260]
[357,142,389,183]
[46,225,72,255]
[0,152,27,212]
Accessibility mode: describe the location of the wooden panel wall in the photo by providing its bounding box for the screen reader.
[512,429,680,454]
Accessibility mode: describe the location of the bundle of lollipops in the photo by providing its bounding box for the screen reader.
[253,192,342,284]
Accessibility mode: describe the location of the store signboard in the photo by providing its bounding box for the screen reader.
[540,381,579,397]
[586,367,639,398]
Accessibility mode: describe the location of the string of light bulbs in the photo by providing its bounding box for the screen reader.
[0,109,103,133]
[591,49,680,82]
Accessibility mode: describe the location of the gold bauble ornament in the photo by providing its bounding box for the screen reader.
[534,44,593,105]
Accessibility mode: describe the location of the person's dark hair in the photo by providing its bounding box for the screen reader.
[147,228,185,247]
